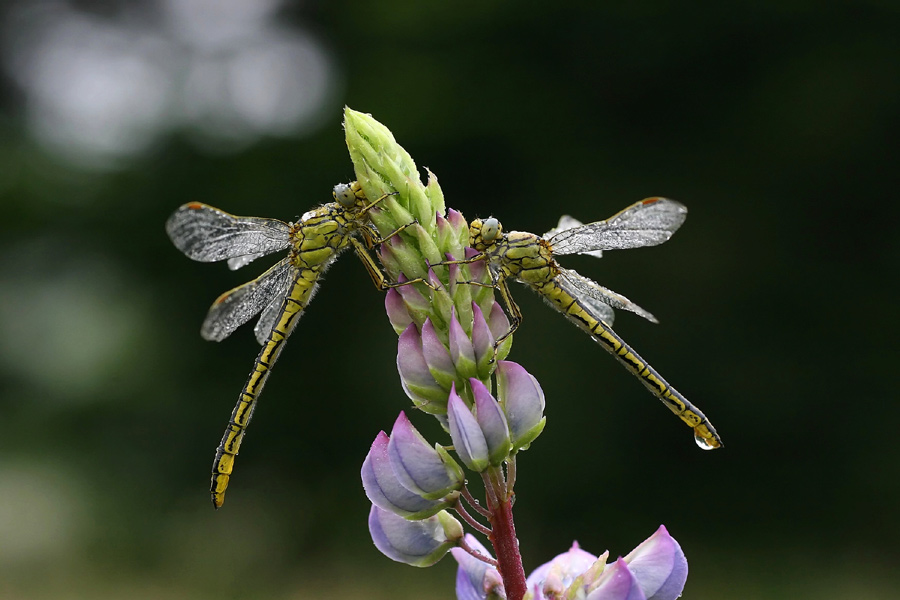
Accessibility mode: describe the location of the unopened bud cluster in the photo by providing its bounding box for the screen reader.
[363,360,545,565]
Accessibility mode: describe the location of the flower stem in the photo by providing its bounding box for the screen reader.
[486,487,527,600]
[459,537,499,568]
[454,498,492,536]
[462,485,492,518]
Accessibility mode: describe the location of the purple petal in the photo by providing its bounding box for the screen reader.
[361,431,444,518]
[436,212,450,237]
[623,526,688,600]
[465,246,487,282]
[388,412,462,498]
[526,541,599,598]
[368,505,455,568]
[487,301,510,342]
[385,288,413,334]
[448,208,467,236]
[471,303,495,377]
[397,324,446,404]
[427,265,444,291]
[496,361,546,449]
[451,534,501,600]
[447,384,490,472]
[470,378,511,465]
[586,558,647,600]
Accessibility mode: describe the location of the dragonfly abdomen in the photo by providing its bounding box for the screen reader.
[210,276,317,508]
[535,279,722,450]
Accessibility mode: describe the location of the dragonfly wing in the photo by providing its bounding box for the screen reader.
[201,257,296,341]
[253,274,295,345]
[543,215,603,258]
[166,202,291,264]
[554,270,616,326]
[547,198,687,256]
[228,252,268,271]
[557,268,658,324]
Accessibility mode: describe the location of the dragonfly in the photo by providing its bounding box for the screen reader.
[449,198,722,450]
[167,181,419,508]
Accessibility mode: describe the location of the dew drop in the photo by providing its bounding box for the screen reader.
[694,432,719,451]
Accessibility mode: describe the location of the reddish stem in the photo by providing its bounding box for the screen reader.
[488,493,527,600]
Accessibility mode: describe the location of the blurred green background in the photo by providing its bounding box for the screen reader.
[2,1,898,598]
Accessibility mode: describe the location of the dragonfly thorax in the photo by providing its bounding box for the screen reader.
[289,205,356,269]
[493,231,558,284]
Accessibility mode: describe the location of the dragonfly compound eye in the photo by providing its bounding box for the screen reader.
[333,183,356,207]
[481,217,501,242]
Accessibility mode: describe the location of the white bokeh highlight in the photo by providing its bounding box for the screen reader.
[3,0,339,169]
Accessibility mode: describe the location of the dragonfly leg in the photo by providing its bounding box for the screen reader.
[360,190,400,214]
[454,275,521,362]
[433,254,487,267]
[363,220,416,246]
[349,237,436,291]
[491,278,521,358]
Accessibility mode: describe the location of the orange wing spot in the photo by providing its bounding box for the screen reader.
[186,202,206,210]
[641,197,662,205]
[212,291,232,306]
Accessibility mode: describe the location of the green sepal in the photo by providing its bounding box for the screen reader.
[431,287,454,331]
[495,335,513,362]
[434,445,466,496]
[512,416,546,452]
[390,238,429,282]
[424,168,445,218]
[411,223,444,267]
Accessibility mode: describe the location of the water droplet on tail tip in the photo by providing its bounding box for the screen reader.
[694,433,719,451]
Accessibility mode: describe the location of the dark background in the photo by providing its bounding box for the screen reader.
[2,1,898,598]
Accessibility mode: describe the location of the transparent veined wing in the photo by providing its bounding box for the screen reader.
[556,267,658,324]
[543,215,604,258]
[201,257,296,342]
[166,202,292,264]
[228,252,269,271]
[253,273,296,345]
[546,198,687,256]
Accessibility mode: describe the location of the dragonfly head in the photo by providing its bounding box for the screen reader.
[333,182,362,208]
[469,217,503,250]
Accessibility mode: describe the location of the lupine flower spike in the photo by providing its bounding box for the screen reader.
[345,108,693,600]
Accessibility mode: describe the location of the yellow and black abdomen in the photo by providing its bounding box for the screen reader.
[534,278,722,450]
[210,273,318,507]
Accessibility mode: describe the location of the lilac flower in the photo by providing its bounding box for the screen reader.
[470,378,512,465]
[386,412,464,499]
[453,528,687,600]
[397,323,449,412]
[588,558,647,600]
[361,431,455,519]
[525,541,603,598]
[447,384,490,472]
[369,505,463,567]
[451,535,506,600]
[421,318,457,390]
[622,526,688,600]
[496,361,546,451]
